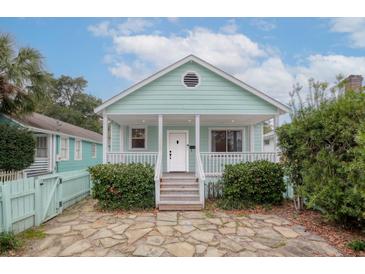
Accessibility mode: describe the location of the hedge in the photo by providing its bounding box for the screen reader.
[88,163,155,210]
[0,124,35,171]
[277,91,365,228]
[219,160,285,209]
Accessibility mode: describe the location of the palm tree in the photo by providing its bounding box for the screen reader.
[0,34,49,116]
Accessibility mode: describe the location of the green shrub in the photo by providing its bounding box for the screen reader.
[277,91,365,228]
[0,124,35,171]
[88,163,155,210]
[0,232,21,254]
[219,160,285,209]
[347,240,365,252]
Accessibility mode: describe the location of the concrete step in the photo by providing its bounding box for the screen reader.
[161,177,197,182]
[160,194,200,202]
[160,182,199,188]
[160,188,199,195]
[158,201,202,211]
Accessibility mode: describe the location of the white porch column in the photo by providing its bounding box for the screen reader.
[102,111,108,164]
[158,115,163,157]
[195,114,200,176]
[273,114,279,162]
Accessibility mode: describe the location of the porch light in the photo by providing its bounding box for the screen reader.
[231,119,235,123]
[188,119,192,123]
[142,120,145,123]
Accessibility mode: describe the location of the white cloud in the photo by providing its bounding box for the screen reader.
[111,27,266,74]
[220,19,238,34]
[330,18,365,48]
[88,18,155,37]
[88,21,112,37]
[250,19,276,31]
[89,20,365,104]
[117,18,155,35]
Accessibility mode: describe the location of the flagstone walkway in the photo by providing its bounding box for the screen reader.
[22,199,342,257]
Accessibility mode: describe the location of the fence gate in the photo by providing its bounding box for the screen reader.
[38,176,63,222]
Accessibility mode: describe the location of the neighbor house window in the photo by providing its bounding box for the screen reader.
[211,129,242,152]
[75,139,82,160]
[36,136,48,158]
[60,136,69,160]
[91,143,97,158]
[130,127,147,149]
[264,139,270,145]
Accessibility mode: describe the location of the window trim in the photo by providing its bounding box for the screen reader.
[59,136,69,161]
[208,128,245,153]
[74,139,82,160]
[181,70,201,89]
[129,125,148,150]
[91,143,97,159]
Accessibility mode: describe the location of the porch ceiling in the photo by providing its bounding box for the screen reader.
[108,114,273,126]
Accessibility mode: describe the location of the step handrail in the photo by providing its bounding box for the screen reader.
[154,152,162,207]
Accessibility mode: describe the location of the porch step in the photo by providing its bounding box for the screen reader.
[160,188,199,195]
[160,194,200,202]
[160,183,199,188]
[158,201,202,211]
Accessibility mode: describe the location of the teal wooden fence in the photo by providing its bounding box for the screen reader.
[0,170,91,234]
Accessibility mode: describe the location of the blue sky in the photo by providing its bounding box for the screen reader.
[1,17,365,103]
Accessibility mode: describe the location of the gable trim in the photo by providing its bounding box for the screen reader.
[95,55,290,114]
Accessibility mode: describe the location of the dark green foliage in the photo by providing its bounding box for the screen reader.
[347,240,365,252]
[0,232,21,254]
[36,75,102,133]
[219,160,285,209]
[0,124,35,171]
[277,91,365,228]
[89,163,155,210]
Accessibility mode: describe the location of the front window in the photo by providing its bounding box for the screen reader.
[36,136,48,158]
[75,139,82,160]
[211,129,242,152]
[60,136,69,160]
[130,127,146,149]
[91,143,97,158]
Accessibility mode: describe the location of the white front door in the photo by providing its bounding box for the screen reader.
[167,131,188,172]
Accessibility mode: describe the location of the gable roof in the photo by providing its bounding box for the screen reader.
[7,113,102,143]
[95,54,290,114]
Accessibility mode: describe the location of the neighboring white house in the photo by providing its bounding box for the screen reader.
[263,131,276,152]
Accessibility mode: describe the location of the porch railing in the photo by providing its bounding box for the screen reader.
[196,154,206,207]
[106,152,158,166]
[200,152,277,177]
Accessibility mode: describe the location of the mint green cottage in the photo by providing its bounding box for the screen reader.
[95,55,289,210]
[0,113,103,176]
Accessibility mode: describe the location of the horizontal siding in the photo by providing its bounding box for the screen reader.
[254,123,263,152]
[56,137,102,172]
[111,122,121,152]
[106,62,278,115]
[121,125,254,172]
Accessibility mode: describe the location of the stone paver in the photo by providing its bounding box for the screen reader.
[22,198,342,257]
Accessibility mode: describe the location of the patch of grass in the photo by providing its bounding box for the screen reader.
[0,232,22,255]
[272,241,287,249]
[204,211,215,218]
[347,240,365,252]
[19,227,46,240]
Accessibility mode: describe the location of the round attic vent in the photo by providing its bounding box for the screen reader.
[183,72,200,88]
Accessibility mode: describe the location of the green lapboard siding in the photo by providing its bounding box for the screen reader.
[122,125,253,172]
[106,62,278,115]
[56,136,102,172]
[111,121,121,152]
[254,123,263,152]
